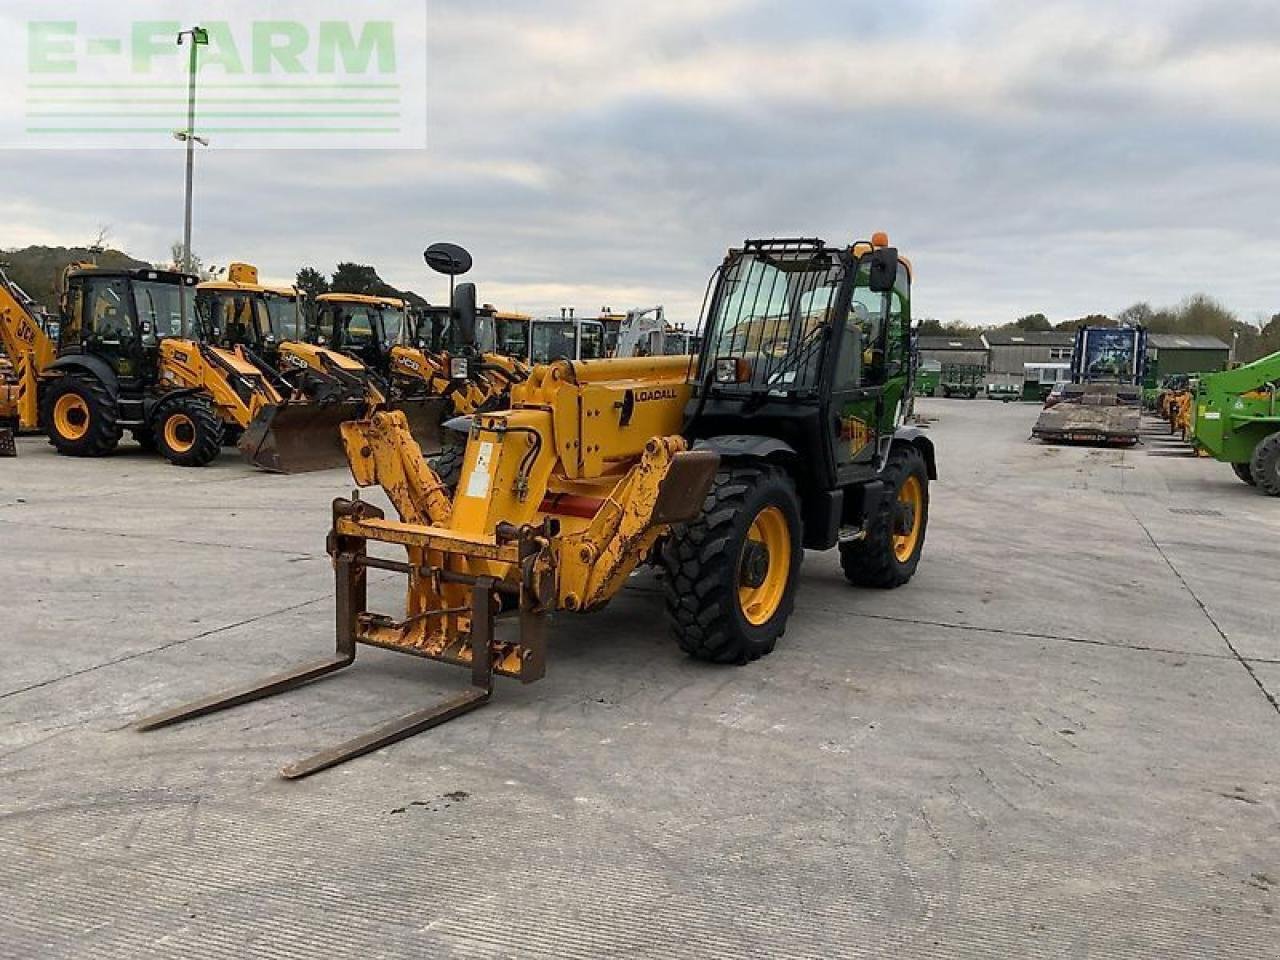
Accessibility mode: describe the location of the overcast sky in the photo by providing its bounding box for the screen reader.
[4,0,1279,327]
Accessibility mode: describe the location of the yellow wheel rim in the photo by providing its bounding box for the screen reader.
[893,475,924,562]
[737,505,791,626]
[164,413,197,454]
[53,393,90,441]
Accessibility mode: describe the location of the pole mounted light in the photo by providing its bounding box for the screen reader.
[175,25,209,339]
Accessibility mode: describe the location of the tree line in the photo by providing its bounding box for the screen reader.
[918,294,1280,363]
[294,263,427,307]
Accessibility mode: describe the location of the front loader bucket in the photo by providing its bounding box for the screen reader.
[238,400,370,474]
[385,397,446,456]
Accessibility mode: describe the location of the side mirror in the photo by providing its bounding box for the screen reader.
[423,242,473,277]
[868,247,899,294]
[453,282,478,347]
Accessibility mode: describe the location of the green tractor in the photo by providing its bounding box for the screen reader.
[1190,349,1280,494]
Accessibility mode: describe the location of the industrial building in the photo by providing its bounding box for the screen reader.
[981,330,1075,392]
[1145,334,1231,385]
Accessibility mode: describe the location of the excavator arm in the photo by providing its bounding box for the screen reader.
[0,269,57,431]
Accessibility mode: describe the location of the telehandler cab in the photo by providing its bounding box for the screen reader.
[140,234,935,778]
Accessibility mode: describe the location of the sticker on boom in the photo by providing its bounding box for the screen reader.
[465,441,495,499]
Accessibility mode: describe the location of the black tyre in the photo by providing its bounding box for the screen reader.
[1249,432,1280,496]
[131,427,158,452]
[840,445,929,588]
[155,396,222,467]
[1232,462,1257,487]
[40,374,121,457]
[428,438,466,494]
[661,465,802,665]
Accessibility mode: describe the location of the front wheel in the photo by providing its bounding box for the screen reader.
[841,445,929,588]
[1249,433,1280,496]
[661,464,802,665]
[156,396,223,467]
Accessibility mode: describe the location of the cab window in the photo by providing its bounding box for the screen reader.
[85,276,132,341]
[343,307,377,345]
[851,280,890,386]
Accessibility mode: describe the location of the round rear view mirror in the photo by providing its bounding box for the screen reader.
[423,242,473,277]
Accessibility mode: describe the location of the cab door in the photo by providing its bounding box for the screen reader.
[831,273,891,484]
[79,275,146,383]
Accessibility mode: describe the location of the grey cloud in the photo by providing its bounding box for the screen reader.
[4,0,1280,327]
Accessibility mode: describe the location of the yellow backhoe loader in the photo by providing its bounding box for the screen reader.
[313,244,533,487]
[197,263,405,473]
[0,266,58,455]
[25,263,330,468]
[140,235,936,778]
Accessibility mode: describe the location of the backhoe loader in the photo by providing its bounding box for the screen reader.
[139,234,935,779]
[314,246,533,487]
[32,263,309,468]
[196,263,402,473]
[0,266,57,455]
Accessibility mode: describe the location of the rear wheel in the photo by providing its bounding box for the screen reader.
[1232,462,1257,487]
[661,465,802,665]
[40,375,121,457]
[156,396,222,467]
[841,445,929,588]
[1249,433,1280,496]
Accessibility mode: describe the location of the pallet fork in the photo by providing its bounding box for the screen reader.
[136,498,547,779]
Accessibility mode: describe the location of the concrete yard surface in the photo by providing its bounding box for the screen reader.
[1,397,1277,958]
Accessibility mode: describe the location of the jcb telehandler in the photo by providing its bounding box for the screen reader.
[29,264,295,468]
[140,234,935,778]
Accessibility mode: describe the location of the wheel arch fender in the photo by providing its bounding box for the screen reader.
[146,388,208,428]
[691,434,799,465]
[44,355,119,399]
[691,435,834,547]
[891,426,937,480]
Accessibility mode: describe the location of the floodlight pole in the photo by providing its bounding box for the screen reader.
[176,26,208,338]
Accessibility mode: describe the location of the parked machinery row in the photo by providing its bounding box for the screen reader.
[0,246,696,471]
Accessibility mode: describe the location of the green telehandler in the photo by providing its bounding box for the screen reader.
[1189,349,1280,494]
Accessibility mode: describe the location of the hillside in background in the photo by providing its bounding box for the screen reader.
[1,246,152,312]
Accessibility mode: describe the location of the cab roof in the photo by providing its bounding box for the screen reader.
[197,280,298,297]
[66,265,197,285]
[317,292,405,309]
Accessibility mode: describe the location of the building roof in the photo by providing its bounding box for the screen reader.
[981,331,1074,347]
[1147,334,1230,351]
[918,336,987,352]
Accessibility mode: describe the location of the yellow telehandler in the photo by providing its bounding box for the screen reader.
[140,235,935,778]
